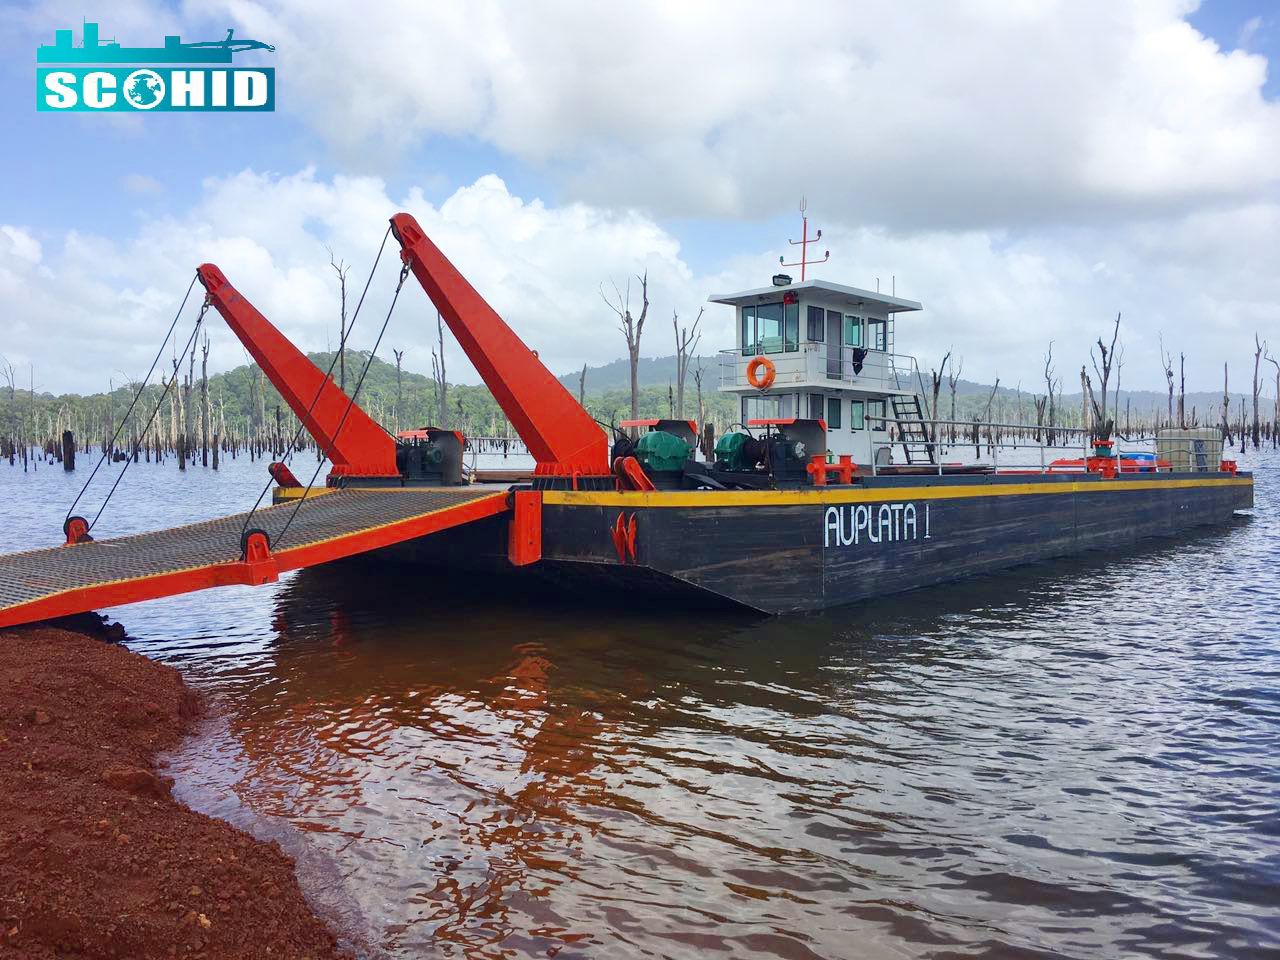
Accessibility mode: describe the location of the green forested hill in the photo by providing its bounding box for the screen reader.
[0,350,739,446]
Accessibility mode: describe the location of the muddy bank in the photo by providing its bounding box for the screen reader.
[0,620,348,959]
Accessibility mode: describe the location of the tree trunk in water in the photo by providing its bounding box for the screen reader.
[629,345,640,421]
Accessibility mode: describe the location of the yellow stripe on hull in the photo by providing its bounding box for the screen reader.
[542,475,1252,509]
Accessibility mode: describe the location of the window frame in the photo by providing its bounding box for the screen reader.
[850,399,865,431]
[783,300,799,352]
[806,305,825,342]
[868,398,887,432]
[867,318,887,352]
[826,396,842,430]
[741,301,798,355]
[843,315,863,348]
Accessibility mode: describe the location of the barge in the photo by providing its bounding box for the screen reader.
[376,250,1252,613]
[0,212,1254,626]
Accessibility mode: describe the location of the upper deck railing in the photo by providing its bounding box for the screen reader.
[719,345,921,393]
[867,416,1231,477]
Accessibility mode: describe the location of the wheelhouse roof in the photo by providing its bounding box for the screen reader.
[708,279,922,314]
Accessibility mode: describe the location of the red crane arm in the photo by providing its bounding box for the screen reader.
[196,264,399,478]
[389,213,608,476]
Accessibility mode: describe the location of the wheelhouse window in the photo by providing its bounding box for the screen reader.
[740,302,792,356]
[867,318,887,351]
[806,305,825,342]
[850,399,865,430]
[808,393,825,420]
[868,399,887,431]
[742,393,798,423]
[843,315,863,347]
[826,397,842,430]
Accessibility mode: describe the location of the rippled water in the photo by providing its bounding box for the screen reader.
[2,449,1277,958]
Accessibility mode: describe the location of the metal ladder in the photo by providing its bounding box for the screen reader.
[890,394,936,464]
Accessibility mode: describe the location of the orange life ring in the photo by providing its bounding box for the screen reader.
[746,355,776,389]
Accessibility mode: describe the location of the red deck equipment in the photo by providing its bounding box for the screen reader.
[196,263,399,480]
[389,212,608,479]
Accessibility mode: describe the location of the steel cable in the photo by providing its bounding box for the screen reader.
[64,272,198,525]
[236,225,393,543]
[90,301,210,531]
[272,262,412,551]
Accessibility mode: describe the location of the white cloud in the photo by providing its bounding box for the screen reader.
[1,226,42,265]
[0,171,702,392]
[214,0,1280,228]
[3,170,1278,399]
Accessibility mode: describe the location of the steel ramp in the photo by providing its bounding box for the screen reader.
[0,488,509,628]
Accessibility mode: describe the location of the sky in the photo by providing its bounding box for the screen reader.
[1,0,1278,396]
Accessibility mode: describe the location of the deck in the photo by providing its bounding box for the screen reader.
[0,487,510,628]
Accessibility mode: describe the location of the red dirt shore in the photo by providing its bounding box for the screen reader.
[0,620,349,960]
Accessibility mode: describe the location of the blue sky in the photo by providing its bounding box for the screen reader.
[2,1,1278,394]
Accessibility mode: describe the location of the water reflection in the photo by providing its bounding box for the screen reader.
[165,494,1275,959]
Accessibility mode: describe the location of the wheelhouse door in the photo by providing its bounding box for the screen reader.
[826,310,842,378]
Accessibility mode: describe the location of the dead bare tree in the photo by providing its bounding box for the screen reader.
[600,271,650,420]
[981,379,1000,452]
[392,348,405,427]
[430,311,448,427]
[1042,342,1059,446]
[928,350,952,443]
[328,249,350,393]
[1221,362,1232,444]
[693,361,706,428]
[578,363,588,409]
[1112,341,1125,436]
[1080,365,1092,437]
[0,356,15,400]
[180,335,198,469]
[1158,334,1174,428]
[672,307,703,420]
[1252,334,1265,448]
[947,356,964,443]
[1267,350,1280,449]
[1033,393,1047,442]
[200,332,210,466]
[1177,353,1186,429]
[1086,312,1121,439]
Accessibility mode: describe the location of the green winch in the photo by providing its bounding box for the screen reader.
[635,429,691,473]
[713,431,753,471]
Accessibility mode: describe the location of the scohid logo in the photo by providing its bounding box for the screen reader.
[36,21,274,112]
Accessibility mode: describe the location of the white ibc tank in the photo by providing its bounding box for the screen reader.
[1155,428,1223,472]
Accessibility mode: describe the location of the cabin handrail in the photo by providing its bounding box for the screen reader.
[864,414,1224,477]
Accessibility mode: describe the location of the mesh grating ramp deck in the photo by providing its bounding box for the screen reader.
[0,487,509,628]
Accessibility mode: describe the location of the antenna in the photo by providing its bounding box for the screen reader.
[779,197,829,282]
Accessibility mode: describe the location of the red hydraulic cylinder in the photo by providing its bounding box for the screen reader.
[389,213,608,476]
[197,264,398,479]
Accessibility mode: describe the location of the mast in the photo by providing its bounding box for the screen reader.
[780,197,829,281]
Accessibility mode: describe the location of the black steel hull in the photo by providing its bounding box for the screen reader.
[385,473,1254,615]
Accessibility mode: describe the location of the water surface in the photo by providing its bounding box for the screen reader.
[2,449,1276,959]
